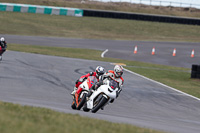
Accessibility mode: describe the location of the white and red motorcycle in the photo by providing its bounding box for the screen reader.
[83,79,119,113]
[71,76,98,110]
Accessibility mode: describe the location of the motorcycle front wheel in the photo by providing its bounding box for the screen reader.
[71,101,76,110]
[91,95,108,113]
[76,93,87,110]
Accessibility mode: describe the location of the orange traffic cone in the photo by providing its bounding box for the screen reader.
[191,49,194,58]
[172,48,176,56]
[134,45,137,54]
[151,47,155,55]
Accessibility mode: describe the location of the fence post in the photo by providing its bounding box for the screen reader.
[159,1,161,9]
[189,4,192,12]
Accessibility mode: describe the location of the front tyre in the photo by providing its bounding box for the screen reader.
[91,96,108,113]
[71,101,76,110]
[76,93,87,110]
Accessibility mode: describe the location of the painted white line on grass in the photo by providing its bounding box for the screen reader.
[101,49,108,58]
[124,68,200,101]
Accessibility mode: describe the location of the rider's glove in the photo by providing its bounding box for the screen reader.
[79,77,86,82]
[75,79,79,84]
[94,81,103,90]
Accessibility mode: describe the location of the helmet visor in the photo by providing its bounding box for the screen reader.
[117,72,123,77]
[98,71,104,76]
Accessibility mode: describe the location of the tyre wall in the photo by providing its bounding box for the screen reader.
[83,9,200,25]
[191,64,200,79]
[0,3,83,17]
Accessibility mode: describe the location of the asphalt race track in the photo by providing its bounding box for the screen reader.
[0,35,200,133]
[2,34,200,68]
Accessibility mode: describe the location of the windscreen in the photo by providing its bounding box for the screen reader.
[109,80,118,90]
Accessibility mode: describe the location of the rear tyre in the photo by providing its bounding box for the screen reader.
[76,93,87,110]
[91,96,108,113]
[83,104,90,112]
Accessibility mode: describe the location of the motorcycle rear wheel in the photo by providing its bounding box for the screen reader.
[83,103,90,112]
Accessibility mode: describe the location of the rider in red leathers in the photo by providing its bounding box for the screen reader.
[71,66,105,95]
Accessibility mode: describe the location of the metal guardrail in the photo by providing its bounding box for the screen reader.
[89,0,200,9]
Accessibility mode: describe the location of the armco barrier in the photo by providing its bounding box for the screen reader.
[0,3,83,17]
[83,9,200,25]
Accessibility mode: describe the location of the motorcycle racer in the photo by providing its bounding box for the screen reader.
[71,66,105,95]
[0,37,7,60]
[85,65,124,111]
[99,65,124,94]
[94,65,124,106]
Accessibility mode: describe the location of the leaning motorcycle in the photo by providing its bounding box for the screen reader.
[71,76,98,110]
[83,79,119,113]
[0,47,6,61]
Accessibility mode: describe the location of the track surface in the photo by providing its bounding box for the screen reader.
[0,35,200,133]
[1,51,200,133]
[3,34,200,68]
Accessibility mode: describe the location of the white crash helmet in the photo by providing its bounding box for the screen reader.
[0,37,5,42]
[95,66,105,77]
[114,65,123,78]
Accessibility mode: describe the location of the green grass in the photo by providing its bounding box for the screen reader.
[8,43,103,60]
[1,12,200,42]
[0,102,164,133]
[8,44,200,99]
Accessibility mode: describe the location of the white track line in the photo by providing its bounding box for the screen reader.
[100,49,200,101]
[124,68,200,101]
[101,49,108,58]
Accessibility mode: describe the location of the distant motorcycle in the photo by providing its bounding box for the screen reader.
[83,79,119,113]
[71,76,98,110]
[0,47,6,61]
[0,42,7,61]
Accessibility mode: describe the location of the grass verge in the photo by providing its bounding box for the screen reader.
[1,12,200,42]
[0,102,164,133]
[8,43,200,98]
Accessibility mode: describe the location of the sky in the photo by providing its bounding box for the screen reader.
[90,0,200,9]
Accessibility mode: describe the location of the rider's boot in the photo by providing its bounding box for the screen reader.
[71,87,77,96]
[110,99,115,103]
[87,90,93,97]
[86,90,94,100]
